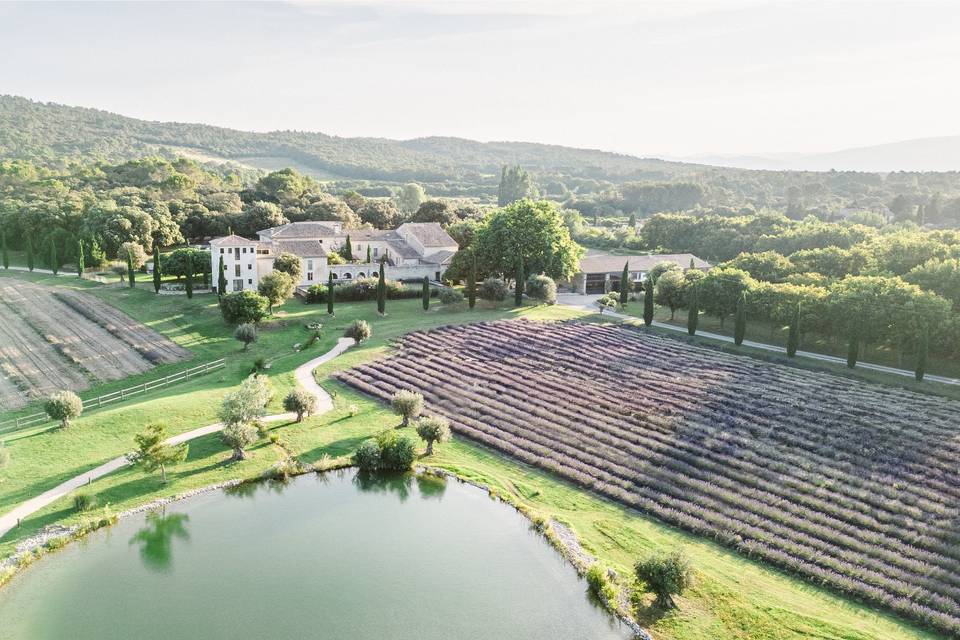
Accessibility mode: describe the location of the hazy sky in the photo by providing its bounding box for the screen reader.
[1,1,958,157]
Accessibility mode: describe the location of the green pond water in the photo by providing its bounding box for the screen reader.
[0,470,632,639]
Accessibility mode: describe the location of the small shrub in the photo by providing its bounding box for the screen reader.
[354,438,382,471]
[586,564,618,604]
[234,323,258,351]
[595,293,619,315]
[634,551,693,608]
[345,319,372,342]
[348,403,359,417]
[377,429,416,471]
[478,277,508,302]
[45,390,83,428]
[439,288,465,305]
[44,536,69,551]
[263,456,302,481]
[73,491,98,512]
[526,274,558,304]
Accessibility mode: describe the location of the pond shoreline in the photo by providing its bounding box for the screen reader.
[1,464,649,639]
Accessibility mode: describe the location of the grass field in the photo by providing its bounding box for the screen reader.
[0,269,947,640]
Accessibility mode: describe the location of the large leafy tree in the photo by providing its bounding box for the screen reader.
[396,183,426,215]
[473,199,582,282]
[696,267,756,327]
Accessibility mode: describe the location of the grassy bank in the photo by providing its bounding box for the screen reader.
[0,270,944,640]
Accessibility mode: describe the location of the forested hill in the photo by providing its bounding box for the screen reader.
[0,95,698,183]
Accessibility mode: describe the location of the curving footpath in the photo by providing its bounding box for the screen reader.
[0,337,355,541]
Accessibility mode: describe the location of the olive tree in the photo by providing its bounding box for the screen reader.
[283,389,317,422]
[345,319,371,342]
[391,390,424,427]
[45,390,83,428]
[218,375,273,460]
[415,415,452,455]
[127,423,188,483]
[234,323,258,351]
[634,551,694,609]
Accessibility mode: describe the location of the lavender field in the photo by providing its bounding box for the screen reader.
[336,320,960,635]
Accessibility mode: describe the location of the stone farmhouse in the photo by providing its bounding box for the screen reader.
[209,221,458,294]
[570,253,711,294]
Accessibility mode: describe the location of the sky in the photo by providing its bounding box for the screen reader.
[1,0,959,158]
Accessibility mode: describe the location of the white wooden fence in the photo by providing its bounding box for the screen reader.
[0,358,226,434]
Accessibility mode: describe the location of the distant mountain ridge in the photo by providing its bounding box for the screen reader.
[681,136,960,172]
[0,95,703,183]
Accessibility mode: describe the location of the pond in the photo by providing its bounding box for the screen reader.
[0,470,633,640]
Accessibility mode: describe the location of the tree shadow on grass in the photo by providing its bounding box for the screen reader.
[297,434,369,464]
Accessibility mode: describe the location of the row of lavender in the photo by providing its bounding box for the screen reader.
[336,320,960,635]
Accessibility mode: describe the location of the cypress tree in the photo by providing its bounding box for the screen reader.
[217,255,227,297]
[185,253,194,299]
[687,287,699,336]
[327,271,335,315]
[1,232,8,269]
[643,276,655,326]
[202,256,210,288]
[152,244,161,293]
[467,255,477,310]
[734,293,747,346]
[786,303,801,357]
[917,204,925,225]
[26,237,34,272]
[619,262,630,306]
[343,235,353,261]
[49,237,58,275]
[915,325,929,382]
[846,330,859,369]
[127,251,135,288]
[366,245,372,264]
[514,260,524,306]
[376,260,386,315]
[76,240,84,278]
[689,257,695,270]
[422,276,430,311]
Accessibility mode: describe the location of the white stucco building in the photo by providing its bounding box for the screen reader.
[209,221,458,294]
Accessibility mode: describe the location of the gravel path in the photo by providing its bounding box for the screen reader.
[0,337,355,540]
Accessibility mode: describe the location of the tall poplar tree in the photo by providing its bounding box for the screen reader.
[217,255,227,297]
[26,237,34,271]
[202,257,210,288]
[376,260,386,315]
[422,276,430,311]
[514,260,524,306]
[467,255,477,310]
[915,325,928,382]
[643,276,655,326]
[343,235,353,261]
[76,240,84,278]
[49,238,58,275]
[1,232,8,269]
[127,251,136,288]
[185,253,194,299]
[733,293,747,346]
[619,262,630,306]
[846,330,859,369]
[152,244,162,293]
[786,303,801,357]
[327,271,335,315]
[366,245,372,264]
[687,287,699,336]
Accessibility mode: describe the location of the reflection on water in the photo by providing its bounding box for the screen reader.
[129,509,190,572]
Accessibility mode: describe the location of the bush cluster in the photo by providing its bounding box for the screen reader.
[304,276,434,303]
[353,430,417,472]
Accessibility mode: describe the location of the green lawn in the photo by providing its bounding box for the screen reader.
[0,270,944,640]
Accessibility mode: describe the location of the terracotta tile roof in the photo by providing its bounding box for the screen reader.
[275,240,327,257]
[399,223,457,248]
[578,253,711,274]
[210,234,258,247]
